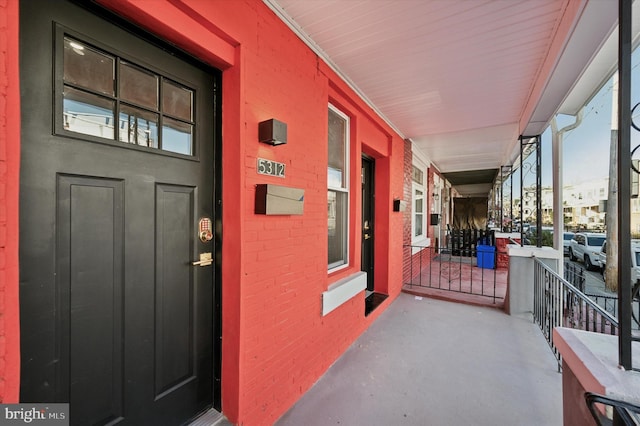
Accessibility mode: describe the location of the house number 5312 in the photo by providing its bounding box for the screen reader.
[257,158,285,178]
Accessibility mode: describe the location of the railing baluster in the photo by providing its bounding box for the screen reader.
[534,258,620,371]
[402,244,504,303]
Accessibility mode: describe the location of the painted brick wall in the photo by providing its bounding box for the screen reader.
[8,0,406,423]
[1,0,20,403]
[402,139,412,284]
[0,0,8,402]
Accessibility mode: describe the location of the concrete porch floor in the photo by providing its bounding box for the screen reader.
[275,293,562,426]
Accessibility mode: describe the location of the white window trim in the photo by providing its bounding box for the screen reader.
[411,159,432,254]
[411,157,428,246]
[411,182,426,242]
[328,103,350,272]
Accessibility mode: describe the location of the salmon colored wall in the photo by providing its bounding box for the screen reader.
[6,0,405,424]
[1,0,21,403]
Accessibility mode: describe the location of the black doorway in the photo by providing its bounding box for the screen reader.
[361,155,375,292]
[19,1,221,423]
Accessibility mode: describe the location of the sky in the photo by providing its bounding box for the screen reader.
[520,47,640,189]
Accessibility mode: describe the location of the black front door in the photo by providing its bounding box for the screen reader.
[19,1,219,424]
[362,156,375,291]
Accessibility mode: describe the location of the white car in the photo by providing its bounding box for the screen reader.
[599,240,640,286]
[563,232,575,256]
[568,232,606,271]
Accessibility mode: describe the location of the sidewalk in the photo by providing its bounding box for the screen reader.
[276,293,562,426]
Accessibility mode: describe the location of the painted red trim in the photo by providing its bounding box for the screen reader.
[96,0,236,68]
[5,0,21,403]
[219,50,243,423]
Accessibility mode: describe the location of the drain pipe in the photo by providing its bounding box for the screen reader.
[551,109,583,277]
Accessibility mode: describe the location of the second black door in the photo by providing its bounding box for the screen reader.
[362,156,375,291]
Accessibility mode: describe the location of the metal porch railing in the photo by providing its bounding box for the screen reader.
[534,258,619,371]
[563,262,640,329]
[403,243,505,304]
[586,392,640,426]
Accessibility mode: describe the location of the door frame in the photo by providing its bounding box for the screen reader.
[18,0,223,412]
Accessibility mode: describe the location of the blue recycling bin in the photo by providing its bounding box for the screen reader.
[476,245,496,269]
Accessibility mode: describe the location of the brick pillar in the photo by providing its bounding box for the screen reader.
[402,140,412,284]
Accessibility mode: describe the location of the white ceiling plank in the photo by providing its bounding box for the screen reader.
[267,0,619,196]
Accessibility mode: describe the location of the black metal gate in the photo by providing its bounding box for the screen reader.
[448,228,495,257]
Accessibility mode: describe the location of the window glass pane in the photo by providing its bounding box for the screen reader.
[63,86,115,139]
[120,62,158,109]
[119,105,158,148]
[412,166,424,184]
[163,80,193,121]
[415,214,423,237]
[328,109,346,188]
[328,190,347,267]
[162,117,193,155]
[64,37,115,96]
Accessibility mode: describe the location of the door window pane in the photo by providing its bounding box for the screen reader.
[60,35,197,156]
[415,189,424,237]
[63,86,115,139]
[163,80,193,121]
[119,105,159,148]
[64,37,114,96]
[162,117,193,155]
[120,62,158,109]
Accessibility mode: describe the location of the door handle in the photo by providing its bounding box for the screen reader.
[192,252,213,266]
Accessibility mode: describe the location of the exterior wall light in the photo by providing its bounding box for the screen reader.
[259,118,287,146]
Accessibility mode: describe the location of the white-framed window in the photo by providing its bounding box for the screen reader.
[411,164,427,245]
[328,104,349,271]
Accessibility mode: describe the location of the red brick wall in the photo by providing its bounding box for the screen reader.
[562,360,602,426]
[496,237,520,269]
[7,0,406,424]
[0,0,20,403]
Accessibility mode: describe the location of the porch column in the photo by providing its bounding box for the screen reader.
[551,112,583,279]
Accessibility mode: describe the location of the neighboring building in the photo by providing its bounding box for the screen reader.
[563,178,608,230]
[515,178,609,231]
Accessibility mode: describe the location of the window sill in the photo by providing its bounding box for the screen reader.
[411,237,431,255]
[322,271,367,316]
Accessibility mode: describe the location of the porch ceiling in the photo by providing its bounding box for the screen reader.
[265,0,619,196]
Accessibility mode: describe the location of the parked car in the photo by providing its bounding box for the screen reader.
[598,240,640,286]
[563,232,575,256]
[597,240,606,272]
[568,232,606,271]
